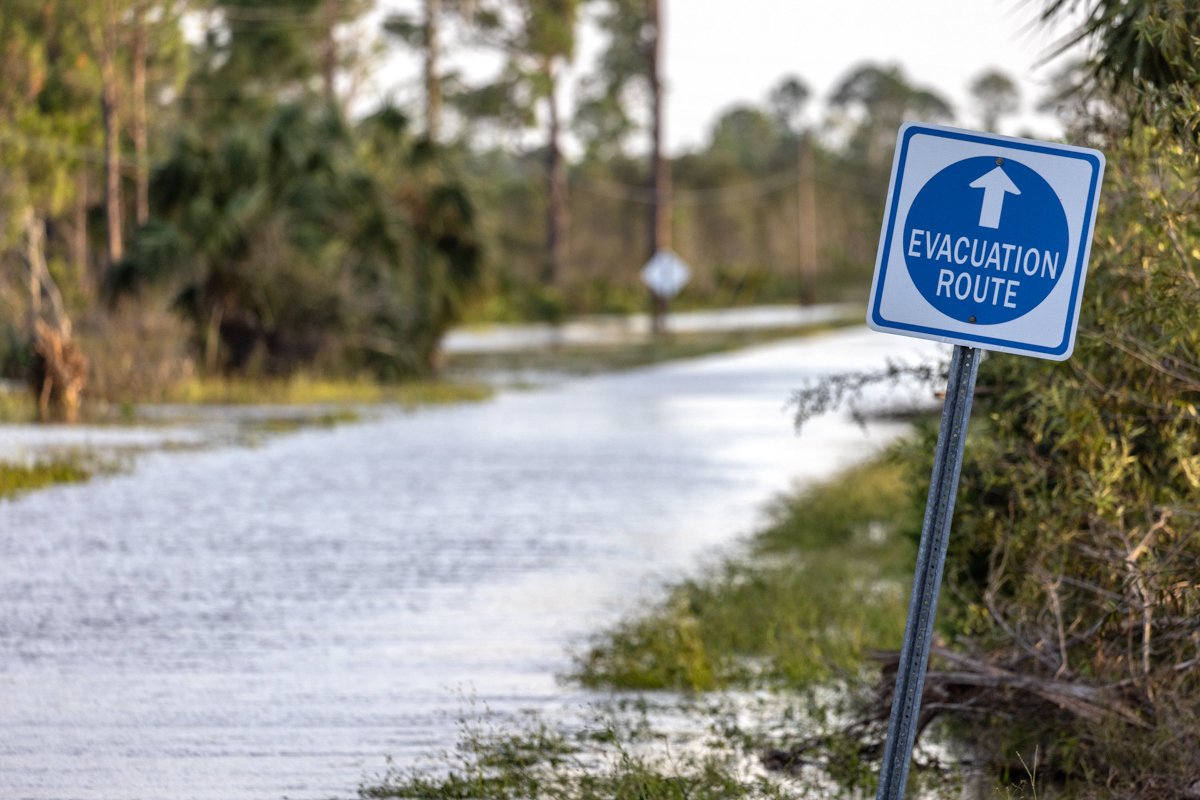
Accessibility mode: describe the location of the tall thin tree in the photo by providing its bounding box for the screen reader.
[425,0,442,139]
[95,0,124,266]
[131,0,149,225]
[647,0,669,332]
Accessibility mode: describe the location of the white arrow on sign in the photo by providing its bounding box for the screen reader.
[969,165,1021,229]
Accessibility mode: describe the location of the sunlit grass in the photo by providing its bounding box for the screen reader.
[166,375,493,406]
[0,453,110,500]
[0,389,36,423]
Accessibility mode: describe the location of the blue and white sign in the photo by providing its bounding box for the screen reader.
[867,123,1104,360]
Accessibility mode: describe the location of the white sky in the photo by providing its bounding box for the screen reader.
[366,0,1085,153]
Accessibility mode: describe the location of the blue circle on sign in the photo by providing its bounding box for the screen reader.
[902,156,1069,325]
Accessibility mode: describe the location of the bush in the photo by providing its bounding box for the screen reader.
[77,301,196,404]
[924,121,1200,798]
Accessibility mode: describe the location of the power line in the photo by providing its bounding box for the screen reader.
[571,169,800,206]
[570,166,887,206]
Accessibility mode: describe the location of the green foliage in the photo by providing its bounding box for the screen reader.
[969,68,1020,132]
[111,102,481,378]
[187,0,372,121]
[0,0,93,241]
[768,75,810,135]
[452,0,583,117]
[928,120,1200,793]
[1042,0,1190,95]
[829,63,953,172]
[708,106,784,173]
[571,0,650,161]
[879,7,1200,792]
[575,457,920,691]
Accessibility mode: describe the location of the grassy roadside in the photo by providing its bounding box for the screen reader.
[362,454,931,799]
[574,455,919,693]
[0,452,120,501]
[0,377,493,424]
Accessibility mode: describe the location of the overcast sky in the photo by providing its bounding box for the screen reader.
[369,0,1086,152]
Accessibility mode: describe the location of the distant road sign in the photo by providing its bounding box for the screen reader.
[867,123,1104,361]
[641,250,691,299]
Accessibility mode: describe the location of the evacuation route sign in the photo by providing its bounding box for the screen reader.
[867,122,1105,360]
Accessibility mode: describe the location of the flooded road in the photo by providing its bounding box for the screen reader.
[0,327,940,800]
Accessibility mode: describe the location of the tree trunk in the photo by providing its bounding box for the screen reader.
[544,62,568,287]
[204,304,224,375]
[797,133,819,305]
[27,208,42,339]
[25,208,86,423]
[101,0,123,267]
[132,1,149,226]
[73,172,90,292]
[647,0,670,334]
[424,0,442,140]
[322,0,339,107]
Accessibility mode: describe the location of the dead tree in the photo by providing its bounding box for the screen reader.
[24,209,87,422]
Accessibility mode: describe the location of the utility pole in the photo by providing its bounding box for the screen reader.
[322,0,340,107]
[424,0,442,141]
[647,0,671,335]
[545,61,568,286]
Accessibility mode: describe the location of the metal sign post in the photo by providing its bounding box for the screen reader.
[875,344,980,800]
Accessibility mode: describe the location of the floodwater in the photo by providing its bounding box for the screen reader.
[0,327,940,800]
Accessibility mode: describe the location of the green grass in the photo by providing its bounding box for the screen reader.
[0,453,108,500]
[361,709,795,800]
[447,322,855,378]
[574,455,920,691]
[166,375,493,406]
[0,389,36,423]
[4,376,491,426]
